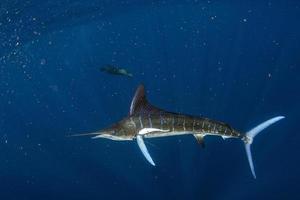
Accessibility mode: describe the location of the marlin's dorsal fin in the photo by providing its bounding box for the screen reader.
[130,84,161,115]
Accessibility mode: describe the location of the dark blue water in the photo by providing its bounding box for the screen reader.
[1,0,299,199]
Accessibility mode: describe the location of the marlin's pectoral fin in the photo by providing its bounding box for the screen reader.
[137,135,155,166]
[136,128,169,166]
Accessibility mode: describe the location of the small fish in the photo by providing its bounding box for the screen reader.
[72,85,285,179]
[100,65,133,77]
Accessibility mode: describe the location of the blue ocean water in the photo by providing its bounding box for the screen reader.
[0,0,299,199]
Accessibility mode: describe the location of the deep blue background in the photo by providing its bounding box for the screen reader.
[0,0,299,199]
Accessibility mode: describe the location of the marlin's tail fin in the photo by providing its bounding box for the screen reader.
[244,116,285,179]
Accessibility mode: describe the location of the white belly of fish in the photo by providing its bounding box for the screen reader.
[144,131,193,138]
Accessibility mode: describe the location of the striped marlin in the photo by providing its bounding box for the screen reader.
[73,84,285,178]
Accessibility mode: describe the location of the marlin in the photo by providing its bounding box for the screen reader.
[73,85,285,178]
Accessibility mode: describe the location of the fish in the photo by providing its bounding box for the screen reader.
[100,64,133,77]
[72,84,285,178]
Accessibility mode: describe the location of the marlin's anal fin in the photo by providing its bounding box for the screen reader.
[194,134,205,148]
[136,128,169,166]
